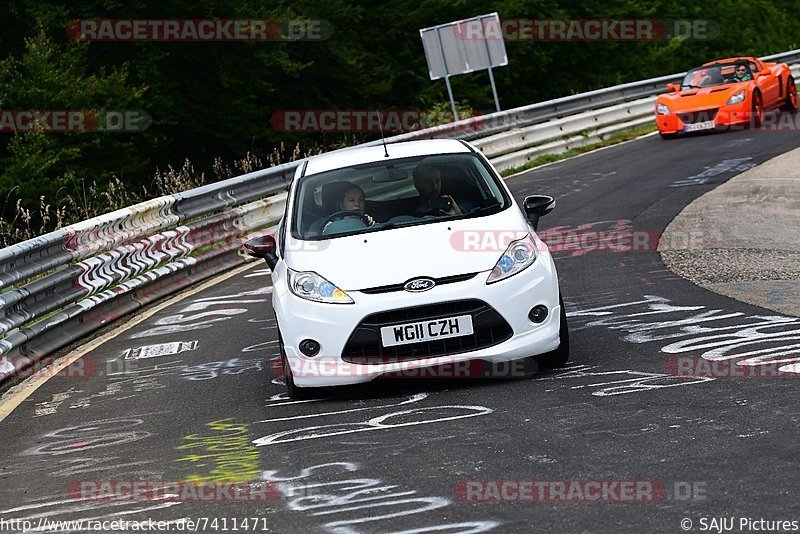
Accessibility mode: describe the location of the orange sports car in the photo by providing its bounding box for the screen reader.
[655,56,798,139]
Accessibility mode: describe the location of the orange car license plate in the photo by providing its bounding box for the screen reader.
[684,120,715,132]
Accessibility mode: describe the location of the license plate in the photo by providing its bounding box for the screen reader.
[684,120,715,132]
[380,315,474,347]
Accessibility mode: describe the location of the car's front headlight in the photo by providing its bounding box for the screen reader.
[727,91,746,105]
[656,103,670,115]
[486,234,538,284]
[288,269,353,304]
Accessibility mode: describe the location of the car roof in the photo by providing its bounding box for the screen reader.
[302,139,473,176]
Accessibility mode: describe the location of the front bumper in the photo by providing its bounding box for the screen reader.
[273,252,562,387]
[656,100,752,135]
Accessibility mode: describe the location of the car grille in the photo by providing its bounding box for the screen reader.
[341,299,513,364]
[679,109,718,124]
[360,273,478,295]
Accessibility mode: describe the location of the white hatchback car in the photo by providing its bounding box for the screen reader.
[246,139,568,398]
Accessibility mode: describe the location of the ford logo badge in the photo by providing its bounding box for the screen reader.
[404,278,436,292]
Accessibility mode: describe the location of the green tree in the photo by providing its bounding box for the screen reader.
[2,0,800,228]
[0,29,148,210]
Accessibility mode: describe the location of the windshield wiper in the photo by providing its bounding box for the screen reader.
[467,203,502,217]
[365,220,416,232]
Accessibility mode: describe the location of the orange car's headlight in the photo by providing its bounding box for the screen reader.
[656,103,670,115]
[727,91,745,105]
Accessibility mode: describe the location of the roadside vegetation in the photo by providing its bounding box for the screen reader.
[1,0,799,243]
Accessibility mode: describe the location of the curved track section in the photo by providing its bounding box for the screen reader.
[1,125,799,533]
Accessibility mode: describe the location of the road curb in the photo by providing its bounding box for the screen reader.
[659,147,800,316]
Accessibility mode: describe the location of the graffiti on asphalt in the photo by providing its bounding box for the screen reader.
[538,364,712,395]
[180,358,264,381]
[568,294,800,372]
[123,341,199,360]
[262,462,499,534]
[21,418,151,456]
[131,288,271,339]
[176,419,261,484]
[34,361,185,417]
[671,157,755,187]
[253,405,492,446]
[242,340,280,352]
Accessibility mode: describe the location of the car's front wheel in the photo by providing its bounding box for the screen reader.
[277,329,309,399]
[535,295,570,368]
[782,76,798,111]
[750,91,764,128]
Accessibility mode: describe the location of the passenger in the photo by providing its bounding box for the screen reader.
[411,163,463,217]
[689,68,708,87]
[698,67,723,86]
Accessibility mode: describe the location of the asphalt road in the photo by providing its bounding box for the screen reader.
[2,124,800,534]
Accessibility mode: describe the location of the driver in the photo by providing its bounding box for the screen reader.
[733,63,752,82]
[322,183,374,234]
[337,184,374,225]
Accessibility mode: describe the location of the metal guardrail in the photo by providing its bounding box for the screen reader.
[475,97,655,167]
[2,48,800,382]
[0,168,294,379]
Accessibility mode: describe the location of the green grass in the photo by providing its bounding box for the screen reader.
[500,123,658,177]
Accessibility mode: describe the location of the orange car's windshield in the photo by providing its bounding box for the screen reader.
[682,63,753,89]
[681,66,725,89]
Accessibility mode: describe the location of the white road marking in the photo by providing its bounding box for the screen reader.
[255,393,428,423]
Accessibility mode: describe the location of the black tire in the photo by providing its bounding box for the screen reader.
[659,132,678,140]
[277,329,309,399]
[750,91,763,128]
[536,295,570,369]
[782,76,798,111]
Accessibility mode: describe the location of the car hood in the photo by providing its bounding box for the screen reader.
[284,207,534,291]
[659,83,747,110]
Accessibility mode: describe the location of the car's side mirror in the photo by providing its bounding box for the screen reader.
[666,83,679,92]
[757,68,770,78]
[523,195,555,231]
[245,234,278,270]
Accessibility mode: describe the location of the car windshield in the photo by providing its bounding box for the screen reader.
[291,153,510,240]
[681,62,755,89]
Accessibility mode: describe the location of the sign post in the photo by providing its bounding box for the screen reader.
[420,13,508,120]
